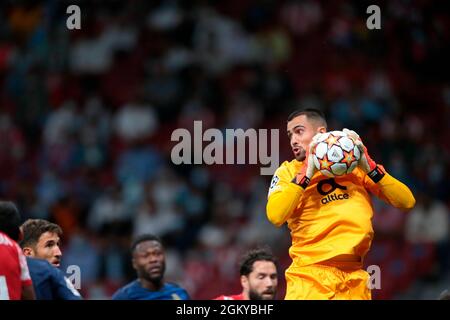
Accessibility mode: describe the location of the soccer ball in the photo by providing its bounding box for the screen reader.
[312,131,360,177]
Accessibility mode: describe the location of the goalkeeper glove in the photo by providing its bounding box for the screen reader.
[343,128,385,182]
[293,132,326,188]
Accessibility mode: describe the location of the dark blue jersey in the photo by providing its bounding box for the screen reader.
[26,257,82,300]
[112,280,189,300]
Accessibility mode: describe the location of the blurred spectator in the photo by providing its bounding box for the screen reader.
[114,98,158,144]
[43,101,80,145]
[115,146,162,184]
[405,192,449,244]
[70,27,114,74]
[280,0,323,36]
[35,170,64,212]
[372,199,406,240]
[0,112,26,176]
[132,192,183,239]
[144,63,183,116]
[87,186,131,236]
[405,191,450,276]
[193,6,260,74]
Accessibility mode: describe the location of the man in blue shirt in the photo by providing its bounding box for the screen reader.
[26,257,82,300]
[19,219,82,300]
[112,234,189,300]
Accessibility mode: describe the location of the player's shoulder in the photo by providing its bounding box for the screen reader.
[0,233,20,265]
[164,282,189,297]
[164,282,181,289]
[267,160,299,196]
[26,258,55,285]
[0,231,16,248]
[26,257,53,269]
[272,159,302,180]
[27,257,57,276]
[112,280,139,299]
[278,159,301,173]
[121,279,140,292]
[214,293,244,300]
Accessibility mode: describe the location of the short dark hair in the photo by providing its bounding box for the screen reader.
[287,108,327,128]
[131,234,163,253]
[0,201,21,241]
[20,219,63,248]
[239,247,278,276]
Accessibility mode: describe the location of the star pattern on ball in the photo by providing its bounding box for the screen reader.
[325,133,339,149]
[319,155,333,174]
[341,150,356,167]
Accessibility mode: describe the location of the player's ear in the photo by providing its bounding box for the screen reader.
[132,257,137,270]
[317,126,326,134]
[240,275,249,290]
[23,247,34,257]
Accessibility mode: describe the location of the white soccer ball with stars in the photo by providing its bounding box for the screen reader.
[312,130,360,177]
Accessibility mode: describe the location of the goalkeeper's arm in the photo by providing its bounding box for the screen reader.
[266,135,321,226]
[344,128,416,211]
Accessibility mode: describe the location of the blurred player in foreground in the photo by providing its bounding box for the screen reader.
[20,219,81,299]
[214,247,278,300]
[0,201,35,300]
[266,108,416,299]
[112,234,189,300]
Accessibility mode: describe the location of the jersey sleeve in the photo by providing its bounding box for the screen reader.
[363,166,416,211]
[51,268,82,300]
[266,163,305,227]
[16,244,32,287]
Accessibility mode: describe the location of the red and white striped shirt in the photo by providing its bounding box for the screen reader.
[0,231,33,300]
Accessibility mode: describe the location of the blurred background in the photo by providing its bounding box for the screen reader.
[0,0,448,299]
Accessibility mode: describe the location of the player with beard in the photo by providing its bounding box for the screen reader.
[214,248,278,300]
[266,108,415,299]
[20,219,63,267]
[19,219,81,299]
[112,234,189,300]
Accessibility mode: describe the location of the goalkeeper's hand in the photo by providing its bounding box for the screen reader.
[294,132,326,188]
[342,128,377,174]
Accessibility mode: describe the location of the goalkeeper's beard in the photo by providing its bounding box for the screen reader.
[295,147,306,162]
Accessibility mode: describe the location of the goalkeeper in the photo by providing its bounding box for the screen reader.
[266,108,415,299]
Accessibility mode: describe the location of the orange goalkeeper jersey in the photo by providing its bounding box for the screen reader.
[266,160,415,267]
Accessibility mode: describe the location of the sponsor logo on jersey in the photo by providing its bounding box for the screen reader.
[317,178,350,204]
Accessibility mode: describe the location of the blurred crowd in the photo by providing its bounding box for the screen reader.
[0,0,448,299]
